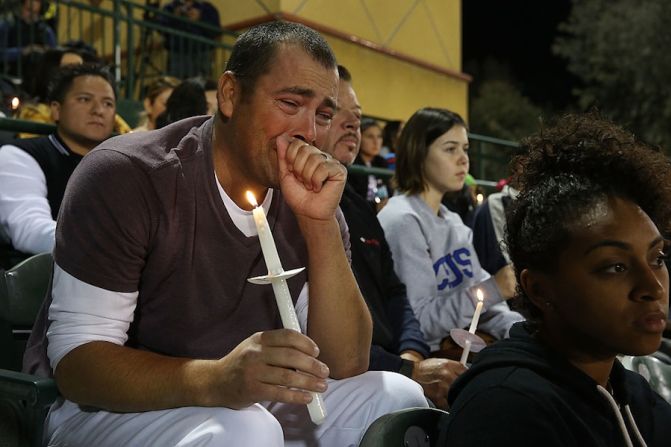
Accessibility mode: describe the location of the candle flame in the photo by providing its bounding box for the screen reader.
[246,190,258,207]
[476,288,484,302]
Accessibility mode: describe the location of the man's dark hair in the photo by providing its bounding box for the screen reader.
[224,21,336,99]
[394,107,467,195]
[337,65,352,83]
[506,113,671,325]
[47,63,117,103]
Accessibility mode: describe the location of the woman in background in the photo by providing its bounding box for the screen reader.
[378,107,522,355]
[154,78,207,129]
[133,76,180,131]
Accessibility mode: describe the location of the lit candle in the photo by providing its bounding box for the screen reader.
[246,191,327,425]
[247,191,283,276]
[460,288,485,365]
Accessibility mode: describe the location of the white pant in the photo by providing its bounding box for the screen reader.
[45,371,427,447]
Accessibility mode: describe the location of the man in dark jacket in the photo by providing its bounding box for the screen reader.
[322,65,465,409]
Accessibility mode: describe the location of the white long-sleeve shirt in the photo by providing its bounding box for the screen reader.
[0,139,64,254]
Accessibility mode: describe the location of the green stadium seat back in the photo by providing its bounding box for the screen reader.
[116,98,144,128]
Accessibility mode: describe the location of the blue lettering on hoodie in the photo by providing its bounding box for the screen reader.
[434,248,474,291]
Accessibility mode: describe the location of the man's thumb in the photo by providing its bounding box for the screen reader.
[276,134,292,175]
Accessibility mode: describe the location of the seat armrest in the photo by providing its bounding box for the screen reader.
[0,368,59,407]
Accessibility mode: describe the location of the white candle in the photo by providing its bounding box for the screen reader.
[459,340,472,366]
[468,289,485,334]
[246,191,327,424]
[247,191,283,276]
[460,288,485,365]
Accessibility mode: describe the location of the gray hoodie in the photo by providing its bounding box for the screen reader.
[378,194,523,350]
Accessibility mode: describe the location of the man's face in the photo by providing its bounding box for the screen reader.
[22,0,42,22]
[322,79,361,166]
[223,44,338,188]
[51,75,116,153]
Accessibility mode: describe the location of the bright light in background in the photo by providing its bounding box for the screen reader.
[476,193,484,205]
[10,96,20,111]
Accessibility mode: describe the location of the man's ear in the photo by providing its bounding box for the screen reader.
[519,268,554,311]
[50,101,61,123]
[217,71,238,119]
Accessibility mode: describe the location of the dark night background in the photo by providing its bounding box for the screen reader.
[462,0,575,113]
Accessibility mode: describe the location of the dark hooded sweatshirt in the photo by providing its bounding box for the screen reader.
[439,322,671,447]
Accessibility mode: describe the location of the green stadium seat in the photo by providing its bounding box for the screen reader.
[359,407,449,447]
[0,253,59,447]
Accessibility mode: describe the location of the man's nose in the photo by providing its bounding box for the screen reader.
[344,114,360,131]
[90,100,104,116]
[292,113,317,146]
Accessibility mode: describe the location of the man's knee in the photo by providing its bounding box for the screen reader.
[348,371,428,411]
[205,404,284,446]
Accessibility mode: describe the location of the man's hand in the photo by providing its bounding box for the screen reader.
[206,329,329,409]
[411,358,466,409]
[277,137,346,221]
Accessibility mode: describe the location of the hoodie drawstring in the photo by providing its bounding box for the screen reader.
[623,404,648,447]
[596,385,648,447]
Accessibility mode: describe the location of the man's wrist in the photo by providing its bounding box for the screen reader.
[295,214,339,241]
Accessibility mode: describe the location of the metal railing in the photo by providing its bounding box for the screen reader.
[0,117,55,135]
[1,0,236,99]
[469,133,520,183]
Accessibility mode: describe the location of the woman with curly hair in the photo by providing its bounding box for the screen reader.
[378,107,523,355]
[441,113,671,446]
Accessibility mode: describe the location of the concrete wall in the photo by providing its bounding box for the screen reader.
[217,0,470,121]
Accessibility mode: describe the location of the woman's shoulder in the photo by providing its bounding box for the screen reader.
[378,195,421,221]
[377,195,425,233]
[452,363,559,406]
[443,367,570,446]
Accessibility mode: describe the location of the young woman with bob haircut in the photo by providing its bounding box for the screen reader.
[378,108,522,355]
